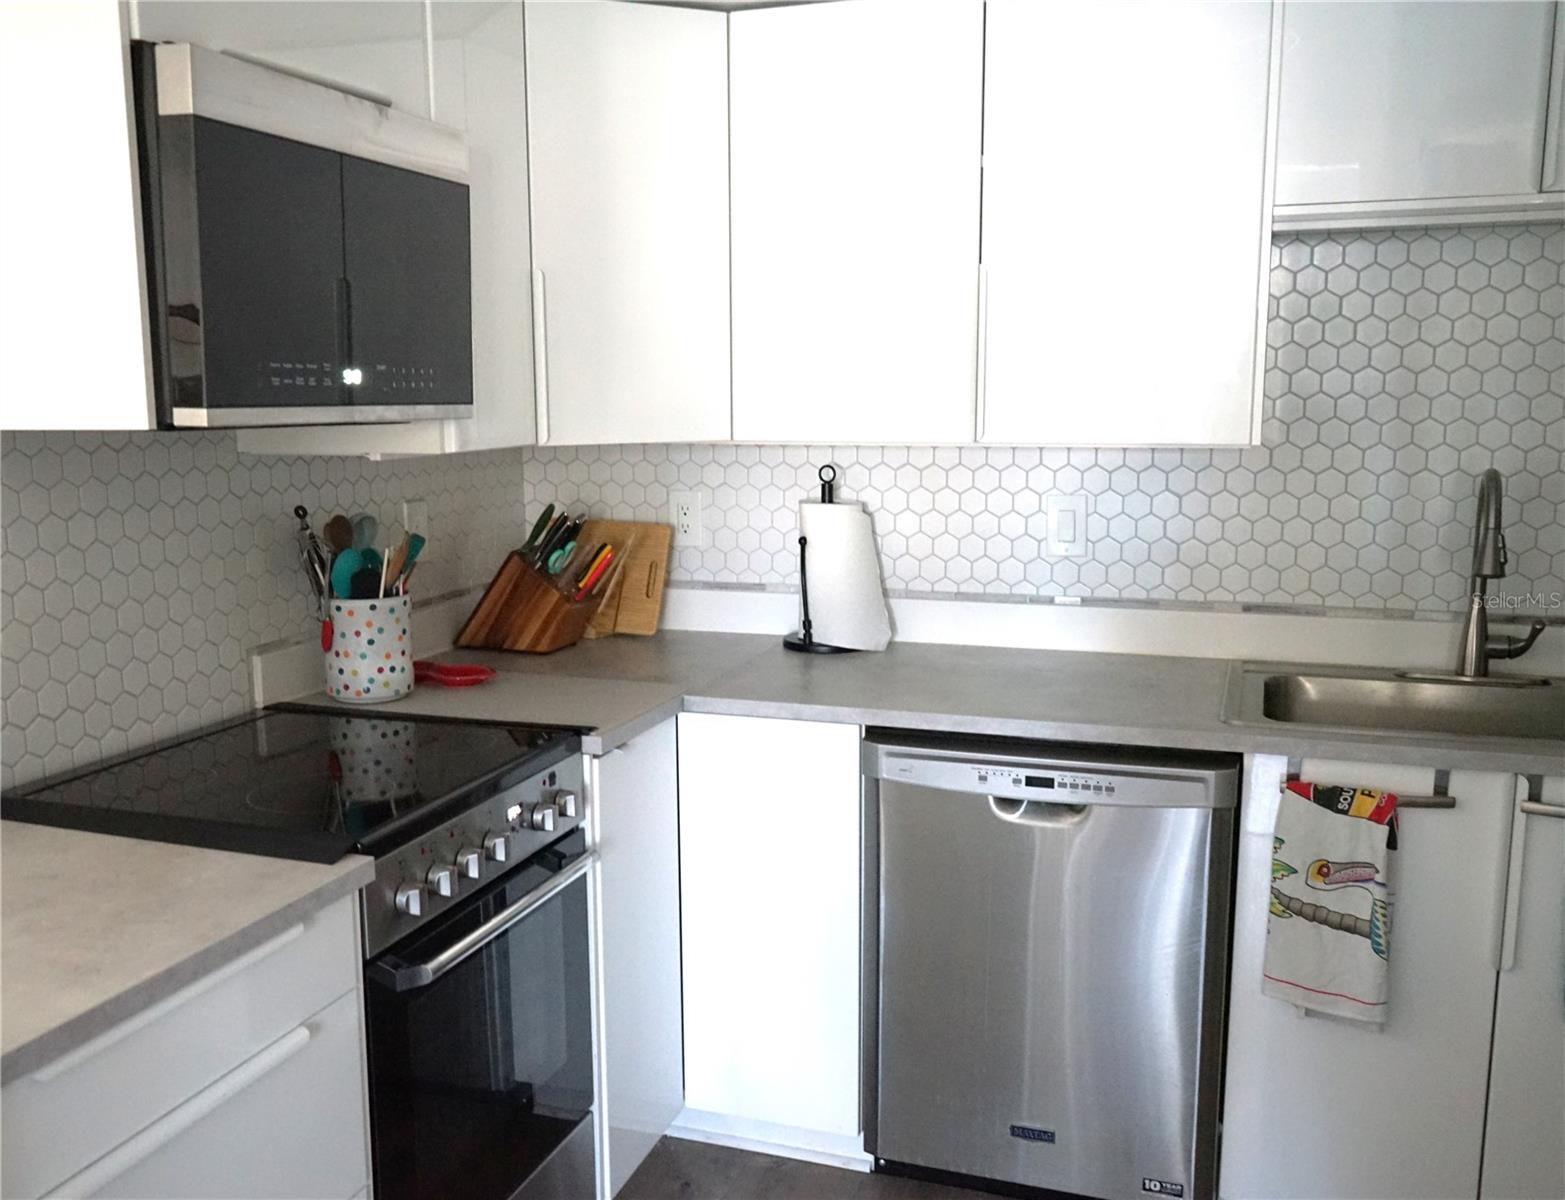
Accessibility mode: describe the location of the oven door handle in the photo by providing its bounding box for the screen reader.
[370,852,596,992]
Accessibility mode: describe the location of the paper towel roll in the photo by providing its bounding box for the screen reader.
[799,500,892,651]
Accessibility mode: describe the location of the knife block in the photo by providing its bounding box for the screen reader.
[455,552,607,654]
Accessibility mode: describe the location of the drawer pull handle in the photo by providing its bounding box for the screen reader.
[1500,787,1563,972]
[43,1024,312,1199]
[30,923,306,1084]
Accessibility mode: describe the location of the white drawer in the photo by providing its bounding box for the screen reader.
[3,895,359,1199]
[53,988,368,1200]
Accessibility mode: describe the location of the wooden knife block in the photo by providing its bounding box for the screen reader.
[455,553,607,654]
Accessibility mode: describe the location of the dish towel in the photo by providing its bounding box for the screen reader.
[1263,780,1398,1023]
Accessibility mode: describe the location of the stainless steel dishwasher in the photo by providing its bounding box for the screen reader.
[862,731,1239,1200]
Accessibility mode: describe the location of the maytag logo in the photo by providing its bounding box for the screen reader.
[1142,1179,1184,1197]
[1008,1124,1055,1144]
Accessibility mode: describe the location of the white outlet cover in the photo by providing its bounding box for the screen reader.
[672,491,703,548]
[1045,494,1088,558]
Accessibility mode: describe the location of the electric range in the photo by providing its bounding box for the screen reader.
[2,706,586,956]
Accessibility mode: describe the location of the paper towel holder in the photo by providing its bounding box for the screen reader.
[784,466,857,655]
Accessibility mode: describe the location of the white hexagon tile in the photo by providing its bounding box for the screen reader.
[2,224,1563,789]
[526,224,1563,612]
[1,434,530,789]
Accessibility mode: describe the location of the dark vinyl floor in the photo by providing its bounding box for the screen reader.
[619,1137,995,1200]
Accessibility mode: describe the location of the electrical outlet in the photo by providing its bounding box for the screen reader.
[671,491,703,547]
[402,499,429,538]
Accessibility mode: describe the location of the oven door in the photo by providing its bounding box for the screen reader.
[365,833,595,1200]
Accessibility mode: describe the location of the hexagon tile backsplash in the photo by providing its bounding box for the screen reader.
[526,224,1563,611]
[1,434,529,788]
[2,224,1563,788]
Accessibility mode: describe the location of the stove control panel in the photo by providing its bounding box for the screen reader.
[363,753,587,958]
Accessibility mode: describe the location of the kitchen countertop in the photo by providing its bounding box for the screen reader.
[298,631,1563,773]
[0,822,373,1081]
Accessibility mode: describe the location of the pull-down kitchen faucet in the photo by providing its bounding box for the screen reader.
[1456,468,1546,677]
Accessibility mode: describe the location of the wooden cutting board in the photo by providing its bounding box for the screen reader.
[578,519,673,638]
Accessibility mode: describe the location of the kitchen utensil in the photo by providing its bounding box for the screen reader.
[351,513,378,551]
[573,548,614,600]
[324,514,354,554]
[393,534,426,594]
[522,504,555,554]
[293,505,330,609]
[530,511,571,569]
[413,660,497,687]
[382,535,412,592]
[331,548,364,600]
[546,540,577,575]
[574,543,612,589]
[579,520,672,638]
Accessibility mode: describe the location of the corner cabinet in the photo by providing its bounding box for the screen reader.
[978,0,1276,448]
[727,0,983,445]
[524,0,731,447]
[1272,0,1562,228]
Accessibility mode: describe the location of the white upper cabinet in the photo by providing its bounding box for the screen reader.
[524,0,731,447]
[728,1,983,445]
[133,0,431,116]
[1274,0,1558,218]
[0,2,154,431]
[979,0,1276,447]
[431,0,536,453]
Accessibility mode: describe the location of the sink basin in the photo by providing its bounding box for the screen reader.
[1225,663,1565,742]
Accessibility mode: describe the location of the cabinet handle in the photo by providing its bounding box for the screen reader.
[43,1024,312,1199]
[974,262,989,441]
[532,267,550,444]
[1500,786,1564,972]
[30,923,306,1083]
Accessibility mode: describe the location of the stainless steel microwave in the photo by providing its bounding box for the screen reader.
[130,41,474,429]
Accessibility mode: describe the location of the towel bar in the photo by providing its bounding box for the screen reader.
[1395,795,1457,809]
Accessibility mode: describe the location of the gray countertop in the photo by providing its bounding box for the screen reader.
[1,822,373,1081]
[299,631,1563,772]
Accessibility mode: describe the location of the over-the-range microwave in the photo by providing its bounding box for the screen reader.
[130,41,474,429]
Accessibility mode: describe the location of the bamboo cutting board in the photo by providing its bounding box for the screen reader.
[579,519,673,638]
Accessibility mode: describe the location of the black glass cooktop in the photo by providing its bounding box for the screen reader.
[2,708,582,863]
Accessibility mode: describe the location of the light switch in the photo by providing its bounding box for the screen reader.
[1046,495,1088,558]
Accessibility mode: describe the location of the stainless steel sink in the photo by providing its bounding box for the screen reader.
[1224,662,1565,742]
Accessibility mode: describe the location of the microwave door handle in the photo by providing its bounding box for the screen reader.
[369,852,596,993]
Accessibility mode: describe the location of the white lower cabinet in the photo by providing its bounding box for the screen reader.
[1,894,369,1200]
[675,713,863,1157]
[1220,756,1519,1200]
[1481,774,1565,1200]
[594,718,686,1197]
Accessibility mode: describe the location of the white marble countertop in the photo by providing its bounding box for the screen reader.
[0,822,373,1080]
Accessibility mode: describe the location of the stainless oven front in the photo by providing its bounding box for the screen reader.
[364,830,596,1200]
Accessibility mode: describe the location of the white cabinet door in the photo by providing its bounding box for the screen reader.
[1221,757,1513,1200]
[432,0,536,453]
[595,719,684,1197]
[979,0,1274,447]
[1274,1,1556,207]
[0,2,154,431]
[728,0,982,445]
[1481,775,1565,1200]
[525,0,730,446]
[677,714,861,1144]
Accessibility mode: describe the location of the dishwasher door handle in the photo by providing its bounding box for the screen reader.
[988,795,1090,827]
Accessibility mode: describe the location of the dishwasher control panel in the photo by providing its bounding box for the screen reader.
[976,765,1117,797]
[869,745,1233,810]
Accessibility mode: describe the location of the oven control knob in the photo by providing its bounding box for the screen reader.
[484,831,511,862]
[426,862,455,898]
[455,847,482,881]
[394,884,426,917]
[553,790,580,819]
[529,802,556,833]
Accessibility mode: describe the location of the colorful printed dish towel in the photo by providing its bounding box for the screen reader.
[1263,780,1398,1024]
